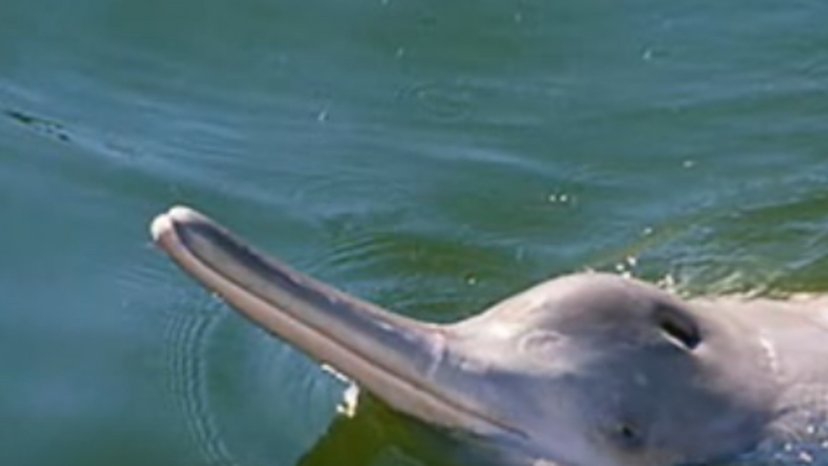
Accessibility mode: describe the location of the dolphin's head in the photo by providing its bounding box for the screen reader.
[151,206,779,466]
[443,273,780,466]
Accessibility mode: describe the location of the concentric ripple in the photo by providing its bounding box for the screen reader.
[163,295,236,466]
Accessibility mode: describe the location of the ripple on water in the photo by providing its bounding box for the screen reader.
[2,103,148,162]
[161,286,345,466]
[744,388,828,466]
[317,214,545,323]
[3,109,72,142]
[162,295,236,466]
[399,79,477,123]
[397,76,565,127]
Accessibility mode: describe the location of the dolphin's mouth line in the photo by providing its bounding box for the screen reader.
[151,208,526,440]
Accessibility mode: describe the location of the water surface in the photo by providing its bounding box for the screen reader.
[2,1,828,465]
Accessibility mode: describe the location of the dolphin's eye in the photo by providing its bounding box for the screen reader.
[654,305,701,351]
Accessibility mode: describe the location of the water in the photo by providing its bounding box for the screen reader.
[2,1,827,465]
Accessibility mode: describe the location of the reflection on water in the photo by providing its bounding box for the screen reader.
[2,0,828,465]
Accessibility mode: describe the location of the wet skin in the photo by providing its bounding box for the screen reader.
[150,206,828,466]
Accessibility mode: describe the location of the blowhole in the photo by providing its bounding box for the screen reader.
[654,305,701,350]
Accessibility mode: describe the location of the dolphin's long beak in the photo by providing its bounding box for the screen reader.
[150,206,515,437]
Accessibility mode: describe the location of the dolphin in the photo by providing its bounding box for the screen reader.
[150,205,828,466]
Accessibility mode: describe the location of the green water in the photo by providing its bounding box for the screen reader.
[2,1,827,465]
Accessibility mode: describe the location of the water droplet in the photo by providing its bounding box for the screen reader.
[548,193,571,204]
[336,383,360,418]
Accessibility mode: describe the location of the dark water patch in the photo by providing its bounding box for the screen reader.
[4,109,72,143]
[2,105,152,168]
[298,394,489,466]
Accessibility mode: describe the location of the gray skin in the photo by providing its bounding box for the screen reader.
[150,206,828,466]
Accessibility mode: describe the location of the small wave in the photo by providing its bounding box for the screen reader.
[163,296,238,466]
[397,76,565,129]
